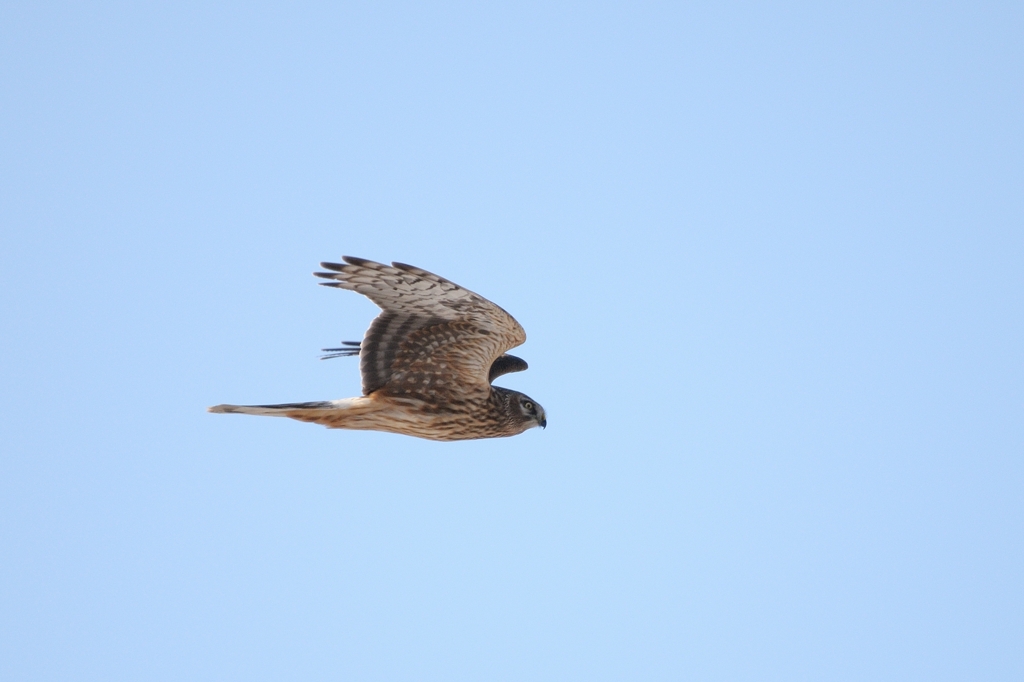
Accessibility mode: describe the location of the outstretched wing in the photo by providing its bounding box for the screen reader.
[315,257,526,396]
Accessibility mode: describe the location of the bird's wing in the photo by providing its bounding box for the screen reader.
[321,341,528,385]
[315,257,526,396]
[488,354,529,382]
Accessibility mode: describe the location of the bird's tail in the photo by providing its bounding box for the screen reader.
[209,400,335,416]
[207,397,380,429]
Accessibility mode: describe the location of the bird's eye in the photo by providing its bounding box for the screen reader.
[523,401,534,411]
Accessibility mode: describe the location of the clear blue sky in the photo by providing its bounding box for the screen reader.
[2,2,1021,680]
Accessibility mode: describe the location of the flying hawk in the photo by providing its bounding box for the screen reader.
[208,257,546,441]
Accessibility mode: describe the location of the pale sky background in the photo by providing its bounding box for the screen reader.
[2,2,1022,680]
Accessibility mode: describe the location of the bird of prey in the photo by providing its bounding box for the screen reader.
[208,256,546,441]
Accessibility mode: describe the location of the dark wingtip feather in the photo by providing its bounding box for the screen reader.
[488,354,529,383]
[342,255,375,267]
[392,261,449,282]
[319,341,361,360]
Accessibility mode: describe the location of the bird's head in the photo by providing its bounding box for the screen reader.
[511,391,546,431]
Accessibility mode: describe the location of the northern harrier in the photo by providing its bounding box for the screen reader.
[208,257,546,441]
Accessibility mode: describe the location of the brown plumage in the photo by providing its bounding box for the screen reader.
[208,256,546,441]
